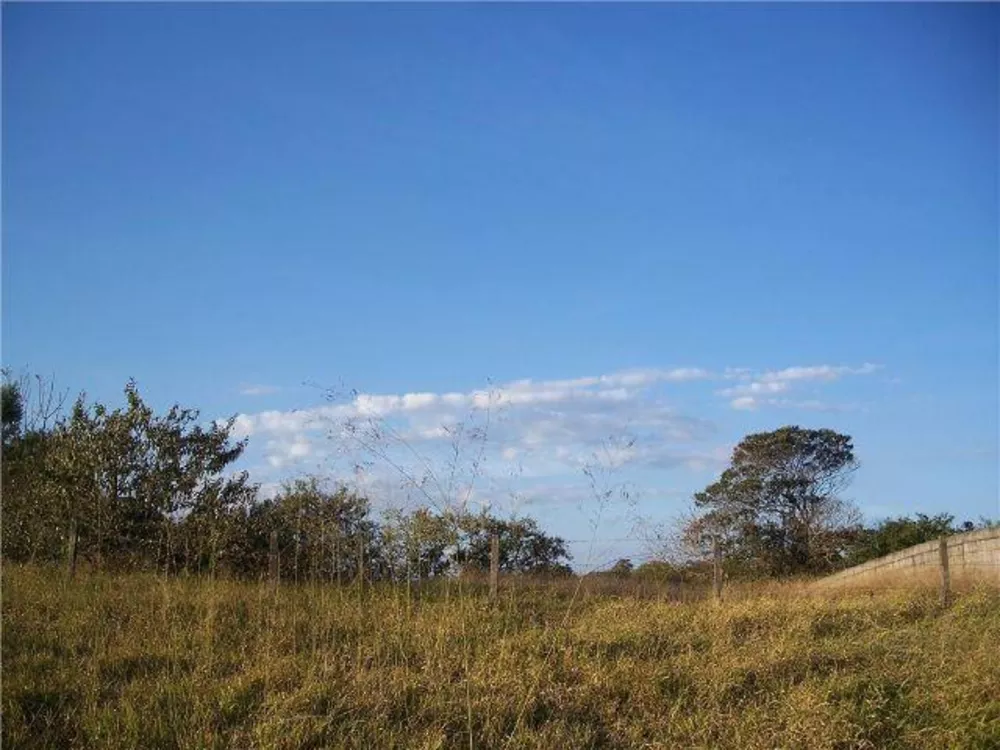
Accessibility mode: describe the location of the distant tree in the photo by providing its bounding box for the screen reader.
[380,506,454,582]
[1,371,586,586]
[2,380,254,572]
[1,379,24,447]
[1,370,68,436]
[456,511,572,576]
[229,478,378,583]
[1,372,68,562]
[633,559,700,585]
[684,426,862,577]
[633,560,674,581]
[610,558,634,578]
[1,425,60,562]
[841,513,995,568]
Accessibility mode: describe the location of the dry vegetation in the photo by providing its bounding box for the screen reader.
[3,565,998,750]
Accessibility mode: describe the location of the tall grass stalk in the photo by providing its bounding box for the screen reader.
[5,562,998,749]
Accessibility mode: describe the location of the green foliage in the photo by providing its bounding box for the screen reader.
[1,428,60,562]
[455,511,572,576]
[843,513,993,568]
[687,426,861,577]
[610,558,634,577]
[380,506,456,581]
[1,379,254,573]
[1,379,24,447]
[1,374,571,582]
[632,559,702,585]
[229,478,379,583]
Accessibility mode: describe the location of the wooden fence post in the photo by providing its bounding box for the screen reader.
[712,536,723,602]
[489,532,500,601]
[269,530,279,588]
[939,536,951,607]
[65,517,78,580]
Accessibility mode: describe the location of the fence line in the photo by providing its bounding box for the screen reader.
[815,527,1000,598]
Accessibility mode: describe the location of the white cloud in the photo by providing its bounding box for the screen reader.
[719,380,789,398]
[729,396,856,412]
[231,366,712,440]
[227,362,882,488]
[772,399,852,412]
[229,366,717,484]
[719,363,880,409]
[239,384,280,396]
[402,392,437,410]
[262,434,316,469]
[759,363,879,384]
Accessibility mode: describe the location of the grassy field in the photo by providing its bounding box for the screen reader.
[3,565,998,749]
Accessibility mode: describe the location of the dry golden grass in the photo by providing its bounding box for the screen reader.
[813,564,999,594]
[3,564,998,749]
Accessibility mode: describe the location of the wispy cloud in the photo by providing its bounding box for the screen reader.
[239,384,281,397]
[730,397,858,412]
[230,367,712,438]
[226,363,882,498]
[719,363,880,410]
[228,366,716,482]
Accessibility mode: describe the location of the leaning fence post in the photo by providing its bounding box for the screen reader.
[489,532,500,601]
[939,536,951,607]
[713,536,723,602]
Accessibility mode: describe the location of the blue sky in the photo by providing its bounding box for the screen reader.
[3,4,997,568]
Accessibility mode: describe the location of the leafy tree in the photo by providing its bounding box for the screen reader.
[1,370,66,437]
[456,512,572,576]
[380,507,455,582]
[841,513,994,568]
[2,372,584,586]
[1,372,70,562]
[633,560,694,584]
[1,423,60,562]
[685,426,861,577]
[1,379,24,448]
[229,478,378,582]
[2,380,253,572]
[174,473,257,577]
[610,558,634,578]
[1,372,74,561]
[62,384,253,571]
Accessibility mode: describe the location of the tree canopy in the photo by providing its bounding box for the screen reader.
[841,513,988,568]
[2,378,256,571]
[1,373,572,581]
[1,380,24,448]
[686,425,861,576]
[9,373,988,585]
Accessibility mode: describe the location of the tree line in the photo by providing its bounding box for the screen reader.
[605,503,996,586]
[1,374,572,581]
[3,373,991,583]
